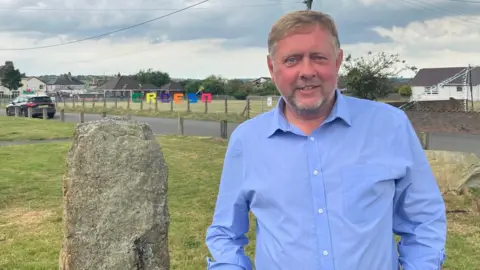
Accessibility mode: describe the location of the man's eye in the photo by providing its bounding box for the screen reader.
[312,55,327,61]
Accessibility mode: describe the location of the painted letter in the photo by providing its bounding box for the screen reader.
[201,93,212,103]
[132,92,142,103]
[160,92,170,103]
[145,92,156,103]
[173,93,184,104]
[187,93,198,103]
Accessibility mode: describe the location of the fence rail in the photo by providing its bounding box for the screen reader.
[0,96,281,118]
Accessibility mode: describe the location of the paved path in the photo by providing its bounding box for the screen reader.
[1,110,479,157]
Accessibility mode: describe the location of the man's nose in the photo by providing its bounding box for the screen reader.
[299,58,316,80]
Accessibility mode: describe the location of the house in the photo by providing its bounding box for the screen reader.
[19,76,47,95]
[251,77,271,86]
[409,67,480,101]
[159,81,184,93]
[46,72,85,92]
[96,75,159,97]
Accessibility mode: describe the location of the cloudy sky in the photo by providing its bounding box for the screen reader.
[0,0,480,79]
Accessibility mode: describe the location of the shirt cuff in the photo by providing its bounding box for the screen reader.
[206,257,249,270]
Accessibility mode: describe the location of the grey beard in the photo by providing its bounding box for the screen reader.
[285,91,325,116]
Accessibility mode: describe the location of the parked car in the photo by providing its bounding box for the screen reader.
[5,95,56,118]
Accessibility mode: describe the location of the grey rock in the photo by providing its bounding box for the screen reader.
[59,118,170,270]
[426,150,480,194]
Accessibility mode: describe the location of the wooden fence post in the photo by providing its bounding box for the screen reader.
[28,107,32,118]
[177,116,184,135]
[224,96,228,114]
[42,108,47,120]
[61,109,65,121]
[79,111,84,123]
[424,132,430,150]
[220,120,227,139]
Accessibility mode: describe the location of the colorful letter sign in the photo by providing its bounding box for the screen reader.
[132,92,142,103]
[173,93,184,104]
[160,92,170,103]
[145,92,156,103]
[187,93,198,103]
[201,93,212,103]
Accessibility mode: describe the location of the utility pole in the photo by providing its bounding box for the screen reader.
[469,65,474,111]
[304,0,313,10]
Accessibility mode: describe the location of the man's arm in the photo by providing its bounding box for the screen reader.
[205,131,252,270]
[393,112,447,269]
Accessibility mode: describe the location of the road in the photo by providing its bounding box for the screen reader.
[1,110,479,157]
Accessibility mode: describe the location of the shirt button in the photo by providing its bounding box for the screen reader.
[313,170,318,175]
[323,250,328,256]
[318,208,324,214]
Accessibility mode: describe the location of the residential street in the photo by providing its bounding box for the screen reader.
[1,110,479,157]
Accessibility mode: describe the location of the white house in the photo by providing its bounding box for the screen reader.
[410,67,480,101]
[19,77,47,95]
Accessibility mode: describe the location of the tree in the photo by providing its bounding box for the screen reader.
[181,79,203,93]
[342,51,417,100]
[133,68,170,87]
[256,81,277,96]
[398,85,412,97]
[1,64,23,91]
[200,75,226,95]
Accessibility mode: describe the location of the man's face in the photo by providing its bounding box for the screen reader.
[267,24,343,116]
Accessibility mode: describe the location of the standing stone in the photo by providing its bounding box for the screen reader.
[426,150,480,194]
[59,117,170,270]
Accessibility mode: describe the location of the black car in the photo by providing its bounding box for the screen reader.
[5,95,56,118]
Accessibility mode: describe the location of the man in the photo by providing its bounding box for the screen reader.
[205,10,447,270]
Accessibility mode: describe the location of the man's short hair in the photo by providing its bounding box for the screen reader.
[268,10,341,56]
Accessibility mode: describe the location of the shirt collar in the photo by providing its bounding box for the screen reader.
[266,89,352,138]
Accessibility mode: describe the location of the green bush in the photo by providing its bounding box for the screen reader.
[398,85,412,97]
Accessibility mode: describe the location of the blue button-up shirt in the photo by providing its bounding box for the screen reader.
[205,91,447,270]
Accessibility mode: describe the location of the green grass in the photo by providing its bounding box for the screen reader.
[0,135,479,269]
[0,117,75,141]
[0,136,255,269]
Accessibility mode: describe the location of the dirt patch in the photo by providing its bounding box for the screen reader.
[0,207,54,228]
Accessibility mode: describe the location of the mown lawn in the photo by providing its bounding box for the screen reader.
[0,116,75,141]
[0,136,478,269]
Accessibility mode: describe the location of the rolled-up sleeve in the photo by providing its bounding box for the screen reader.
[393,112,447,269]
[205,130,252,270]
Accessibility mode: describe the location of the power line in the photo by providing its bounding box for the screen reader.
[0,0,210,51]
[0,3,302,12]
[399,0,480,26]
[446,0,480,3]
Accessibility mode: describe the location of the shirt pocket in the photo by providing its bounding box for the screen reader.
[340,164,394,224]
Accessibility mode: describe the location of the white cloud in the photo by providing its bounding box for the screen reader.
[0,33,269,78]
[1,0,480,79]
[342,14,480,77]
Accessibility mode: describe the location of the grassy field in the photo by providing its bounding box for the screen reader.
[0,133,479,269]
[0,117,75,141]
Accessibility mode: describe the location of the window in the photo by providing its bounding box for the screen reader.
[28,96,52,103]
[457,86,463,92]
[424,87,438,94]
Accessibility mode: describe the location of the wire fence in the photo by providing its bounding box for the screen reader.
[0,95,282,118]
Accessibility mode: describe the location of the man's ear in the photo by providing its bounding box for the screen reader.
[336,48,343,73]
[267,54,275,84]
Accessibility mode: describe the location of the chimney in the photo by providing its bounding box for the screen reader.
[68,72,72,81]
[5,61,13,66]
